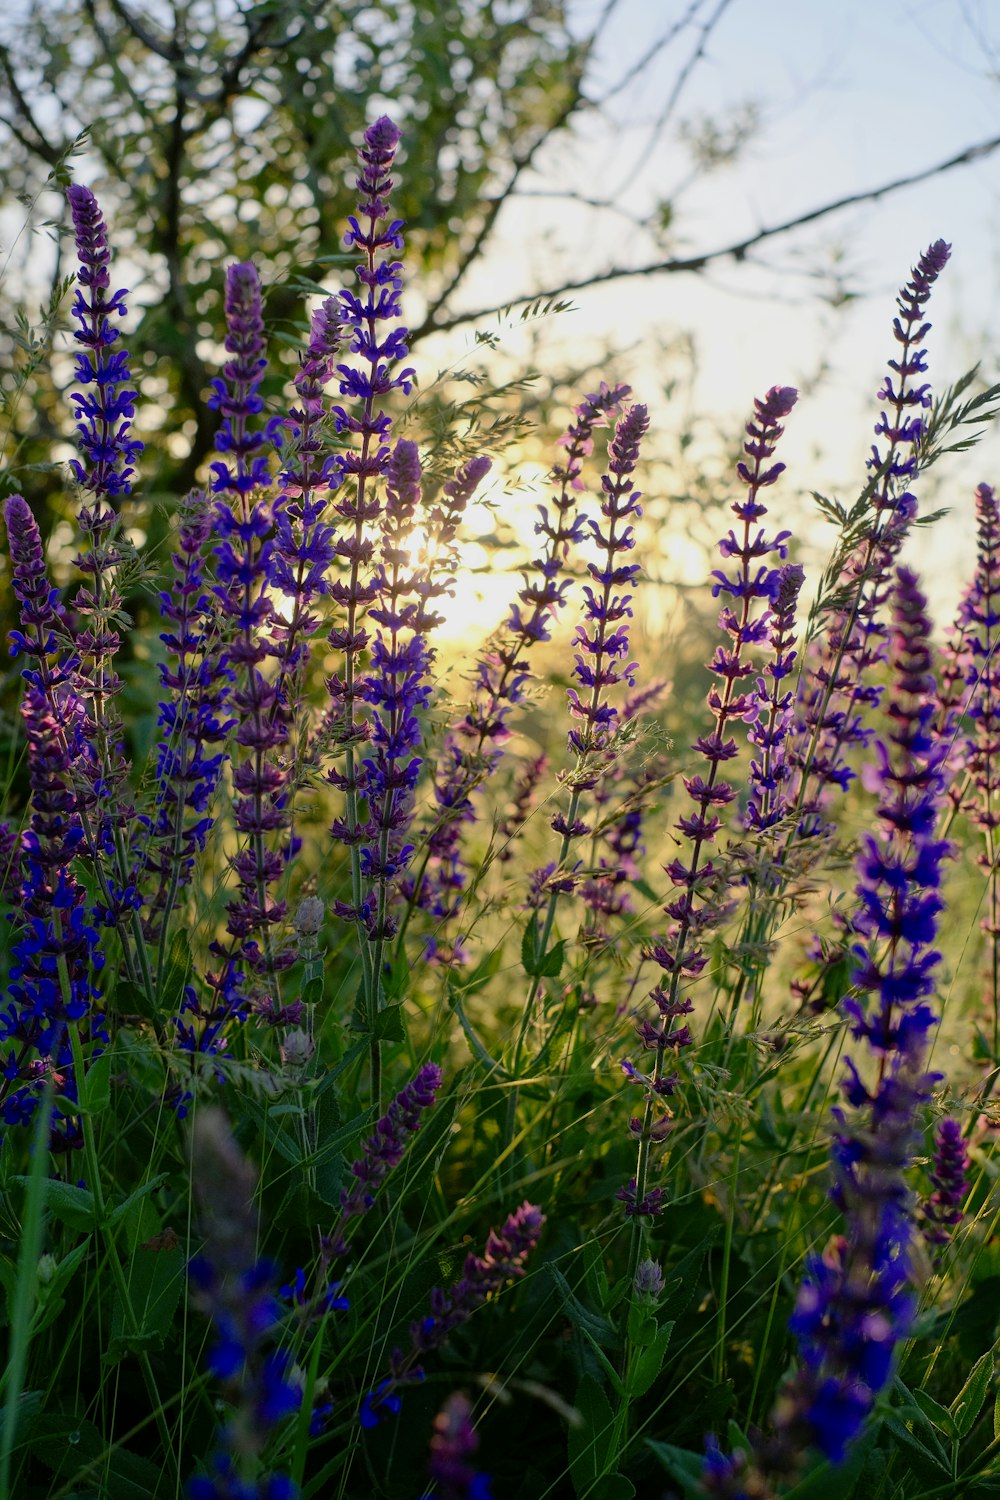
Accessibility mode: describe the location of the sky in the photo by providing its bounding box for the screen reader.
[419,0,1000,632]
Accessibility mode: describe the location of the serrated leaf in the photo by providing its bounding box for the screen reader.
[108,1246,184,1361]
[882,1416,950,1480]
[11,1177,95,1231]
[951,1348,995,1437]
[372,1003,405,1043]
[913,1387,958,1437]
[627,1320,673,1399]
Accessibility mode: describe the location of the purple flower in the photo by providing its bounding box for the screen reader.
[65,183,143,522]
[0,686,104,1145]
[745,562,805,832]
[622,387,795,1213]
[4,494,76,696]
[188,1110,298,1494]
[786,567,947,1462]
[424,1392,493,1500]
[919,1116,969,1264]
[360,1202,545,1427]
[323,1061,443,1257]
[142,491,235,944]
[789,243,950,831]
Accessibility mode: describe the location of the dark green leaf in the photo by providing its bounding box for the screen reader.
[951,1349,995,1437]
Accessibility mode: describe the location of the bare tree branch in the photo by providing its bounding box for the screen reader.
[412,131,1000,343]
[0,42,65,165]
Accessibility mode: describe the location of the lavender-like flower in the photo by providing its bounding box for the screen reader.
[0,686,104,1146]
[703,566,950,1490]
[404,384,628,958]
[745,561,805,833]
[65,183,143,522]
[423,1393,493,1500]
[919,1116,969,1265]
[787,566,946,1462]
[789,242,951,831]
[4,494,76,697]
[323,1061,442,1258]
[209,263,290,989]
[360,1202,545,1428]
[143,491,235,948]
[188,1109,299,1499]
[947,483,1000,1068]
[621,386,796,1221]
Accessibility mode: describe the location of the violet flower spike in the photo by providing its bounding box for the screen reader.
[323,1061,443,1258]
[0,685,105,1148]
[788,242,951,832]
[919,1116,969,1265]
[359,1202,545,1429]
[65,183,143,524]
[622,386,796,1221]
[187,1109,299,1499]
[423,1393,493,1500]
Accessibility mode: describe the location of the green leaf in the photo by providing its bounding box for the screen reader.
[157,928,192,1010]
[645,1440,705,1498]
[626,1320,673,1400]
[106,1174,171,1236]
[782,1427,878,1500]
[568,1375,619,1495]
[11,1177,95,1231]
[882,1416,950,1481]
[78,1050,112,1115]
[951,1348,995,1437]
[372,1003,405,1043]
[913,1387,958,1437]
[538,938,566,978]
[108,1247,184,1362]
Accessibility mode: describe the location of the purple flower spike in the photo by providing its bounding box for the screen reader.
[621,387,796,1213]
[745,561,805,833]
[323,1061,443,1257]
[4,495,75,696]
[789,243,950,832]
[188,1110,299,1495]
[425,1392,493,1500]
[360,1202,544,1428]
[786,566,948,1463]
[919,1116,969,1265]
[565,402,649,770]
[208,261,273,497]
[65,183,143,525]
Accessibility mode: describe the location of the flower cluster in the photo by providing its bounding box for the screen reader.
[143,491,235,943]
[323,1061,442,1257]
[919,1116,970,1265]
[360,1203,545,1427]
[65,183,143,521]
[620,387,796,1215]
[789,242,951,831]
[786,566,948,1461]
[423,1393,493,1500]
[745,561,805,833]
[188,1109,299,1498]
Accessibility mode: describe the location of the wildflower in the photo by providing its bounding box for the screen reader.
[65,183,143,520]
[360,1203,545,1427]
[0,687,104,1143]
[622,386,796,1213]
[424,1392,493,1500]
[745,562,805,832]
[919,1117,969,1265]
[323,1061,443,1257]
[789,243,951,830]
[786,566,947,1462]
[188,1109,298,1497]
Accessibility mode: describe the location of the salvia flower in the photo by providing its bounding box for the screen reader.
[323,1061,443,1258]
[4,494,76,696]
[188,1109,299,1497]
[745,561,805,833]
[703,566,950,1489]
[65,183,143,522]
[423,1392,493,1500]
[788,243,950,830]
[142,490,235,944]
[621,386,796,1213]
[360,1202,545,1427]
[0,686,104,1144]
[785,566,947,1463]
[919,1116,969,1265]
